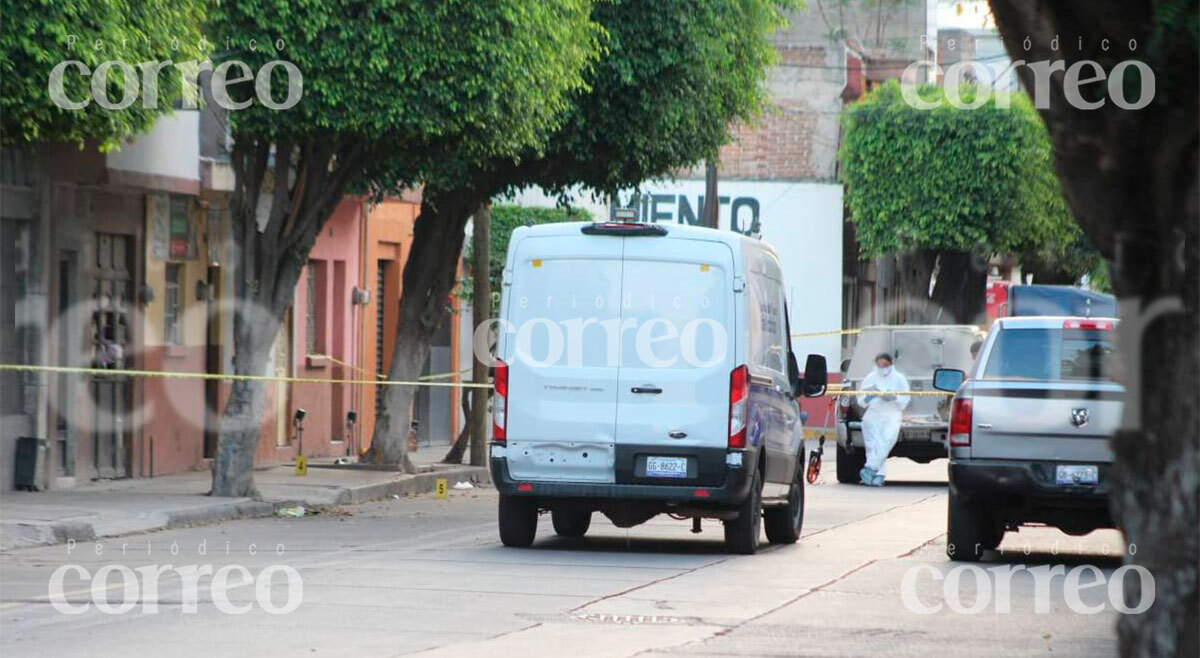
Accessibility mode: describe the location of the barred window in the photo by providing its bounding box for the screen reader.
[305,260,326,355]
[164,264,182,344]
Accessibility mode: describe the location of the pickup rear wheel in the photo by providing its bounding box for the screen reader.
[498,495,538,547]
[836,442,866,483]
[764,467,805,544]
[947,491,1000,561]
[551,509,591,537]
[724,470,762,555]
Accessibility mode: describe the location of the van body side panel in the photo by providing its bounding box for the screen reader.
[501,234,624,483]
[612,239,736,485]
[745,246,800,489]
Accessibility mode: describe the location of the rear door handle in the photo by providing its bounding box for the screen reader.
[631,386,662,394]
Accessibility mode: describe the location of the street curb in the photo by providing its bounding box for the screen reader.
[332,466,491,504]
[0,466,491,551]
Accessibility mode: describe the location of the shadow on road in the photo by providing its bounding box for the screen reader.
[533,533,742,555]
[983,549,1124,569]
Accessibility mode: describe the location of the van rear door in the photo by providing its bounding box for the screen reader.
[613,238,736,485]
[502,234,623,482]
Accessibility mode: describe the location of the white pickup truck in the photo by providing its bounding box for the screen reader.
[933,316,1122,561]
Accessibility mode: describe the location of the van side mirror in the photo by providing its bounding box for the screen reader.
[801,354,827,398]
[839,358,851,373]
[787,352,802,397]
[933,368,965,392]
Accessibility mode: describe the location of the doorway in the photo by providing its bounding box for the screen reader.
[91,232,133,479]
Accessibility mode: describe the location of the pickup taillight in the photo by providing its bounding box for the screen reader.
[949,397,973,447]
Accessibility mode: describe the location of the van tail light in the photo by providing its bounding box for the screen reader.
[949,397,973,447]
[1064,319,1113,331]
[728,365,749,449]
[493,359,508,444]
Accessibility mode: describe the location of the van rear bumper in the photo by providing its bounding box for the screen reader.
[490,447,754,505]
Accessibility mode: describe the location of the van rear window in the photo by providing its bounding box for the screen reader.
[983,328,1117,381]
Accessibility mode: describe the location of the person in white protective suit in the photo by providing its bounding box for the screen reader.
[856,353,910,486]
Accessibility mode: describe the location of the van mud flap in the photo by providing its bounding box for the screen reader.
[506,440,616,483]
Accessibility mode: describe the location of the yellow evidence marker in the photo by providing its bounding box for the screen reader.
[294,455,307,476]
[436,478,448,499]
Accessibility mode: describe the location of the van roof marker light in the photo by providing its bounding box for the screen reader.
[580,222,668,237]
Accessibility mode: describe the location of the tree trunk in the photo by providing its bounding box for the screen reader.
[468,203,492,466]
[929,250,988,324]
[988,3,1199,656]
[890,250,938,323]
[210,136,366,497]
[441,387,473,464]
[363,187,482,469]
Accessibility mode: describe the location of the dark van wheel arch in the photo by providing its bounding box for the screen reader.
[551,509,591,537]
[498,495,538,547]
[724,470,762,554]
[764,467,805,544]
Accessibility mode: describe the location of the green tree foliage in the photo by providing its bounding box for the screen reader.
[209,0,602,493]
[1,0,206,148]
[216,0,601,172]
[840,80,1079,261]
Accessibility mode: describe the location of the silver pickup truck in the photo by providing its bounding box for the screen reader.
[933,316,1122,561]
[835,325,984,483]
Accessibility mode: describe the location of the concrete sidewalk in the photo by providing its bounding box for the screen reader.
[0,446,489,551]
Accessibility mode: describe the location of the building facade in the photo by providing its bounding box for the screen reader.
[1,120,458,490]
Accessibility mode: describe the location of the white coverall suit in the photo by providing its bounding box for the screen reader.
[857,368,911,479]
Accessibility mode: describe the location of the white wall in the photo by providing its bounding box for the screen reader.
[106,111,200,182]
[506,180,845,368]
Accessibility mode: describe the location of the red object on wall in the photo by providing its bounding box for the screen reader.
[986,280,1010,323]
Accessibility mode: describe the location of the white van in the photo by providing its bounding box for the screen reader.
[489,221,828,554]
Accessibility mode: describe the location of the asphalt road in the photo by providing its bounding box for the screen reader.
[0,456,1124,658]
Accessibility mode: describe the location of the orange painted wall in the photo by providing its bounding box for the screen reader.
[358,195,461,455]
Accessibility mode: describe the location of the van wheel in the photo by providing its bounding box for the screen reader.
[946,491,1000,561]
[764,467,805,544]
[836,443,866,483]
[724,471,762,555]
[498,495,538,547]
[551,509,591,537]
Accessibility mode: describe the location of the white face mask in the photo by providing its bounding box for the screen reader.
[876,365,893,377]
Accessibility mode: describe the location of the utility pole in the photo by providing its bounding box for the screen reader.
[703,160,719,229]
[468,202,491,466]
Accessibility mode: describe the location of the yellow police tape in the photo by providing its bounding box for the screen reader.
[824,389,952,397]
[0,365,949,395]
[0,364,492,389]
[308,353,470,382]
[791,328,862,338]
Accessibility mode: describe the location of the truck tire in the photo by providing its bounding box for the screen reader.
[764,467,805,544]
[724,470,762,555]
[946,491,1000,561]
[551,509,591,537]
[498,495,538,547]
[836,442,866,483]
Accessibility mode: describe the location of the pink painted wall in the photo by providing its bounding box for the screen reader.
[255,198,363,465]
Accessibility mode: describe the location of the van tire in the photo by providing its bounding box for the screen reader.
[947,491,1000,562]
[498,495,538,547]
[724,471,762,555]
[551,509,591,537]
[836,442,866,483]
[764,467,805,544]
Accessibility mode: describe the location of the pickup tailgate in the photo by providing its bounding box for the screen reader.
[968,382,1122,462]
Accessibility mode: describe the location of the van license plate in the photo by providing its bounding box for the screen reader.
[1056,465,1098,486]
[646,456,688,478]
